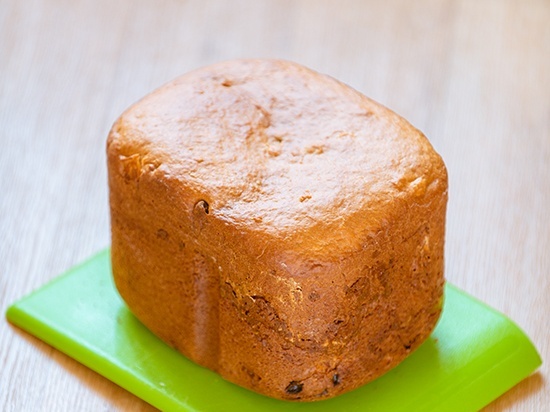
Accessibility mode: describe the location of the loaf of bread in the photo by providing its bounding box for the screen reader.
[107,59,448,401]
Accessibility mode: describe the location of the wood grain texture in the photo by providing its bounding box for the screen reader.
[1,0,548,410]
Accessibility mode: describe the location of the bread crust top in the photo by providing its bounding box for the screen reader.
[108,59,447,257]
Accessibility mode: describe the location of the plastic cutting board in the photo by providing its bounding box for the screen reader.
[6,249,541,411]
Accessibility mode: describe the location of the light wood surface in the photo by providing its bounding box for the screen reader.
[1,0,548,410]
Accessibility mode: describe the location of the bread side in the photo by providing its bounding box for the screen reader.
[107,59,448,401]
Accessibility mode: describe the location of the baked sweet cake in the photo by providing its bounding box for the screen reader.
[107,59,448,401]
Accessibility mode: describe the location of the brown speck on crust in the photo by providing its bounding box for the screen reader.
[195,200,209,214]
[156,228,169,240]
[285,381,303,394]
[318,389,329,397]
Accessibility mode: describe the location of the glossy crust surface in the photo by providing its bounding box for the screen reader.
[107,59,448,401]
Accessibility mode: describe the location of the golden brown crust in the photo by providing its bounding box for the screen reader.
[107,59,448,401]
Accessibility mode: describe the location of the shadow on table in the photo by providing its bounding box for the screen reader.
[482,371,545,411]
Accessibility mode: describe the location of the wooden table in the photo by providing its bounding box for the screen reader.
[1,0,548,410]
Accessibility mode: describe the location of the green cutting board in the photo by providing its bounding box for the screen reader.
[6,249,541,411]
